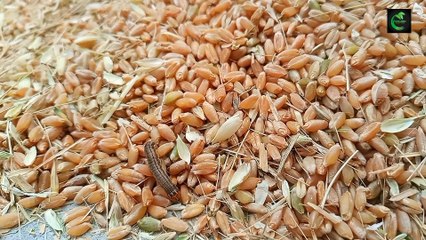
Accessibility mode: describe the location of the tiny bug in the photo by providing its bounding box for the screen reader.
[144,141,179,198]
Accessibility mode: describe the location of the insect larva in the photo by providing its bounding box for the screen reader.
[144,141,179,197]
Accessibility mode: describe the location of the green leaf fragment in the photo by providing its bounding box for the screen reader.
[309,0,321,10]
[176,135,191,164]
[152,232,176,240]
[44,209,64,232]
[175,234,190,240]
[387,179,399,196]
[138,217,161,232]
[0,151,11,160]
[411,178,426,189]
[291,188,304,214]
[380,118,414,133]
[319,59,330,76]
[393,233,407,240]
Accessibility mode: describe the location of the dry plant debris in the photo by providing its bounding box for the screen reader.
[1,0,426,239]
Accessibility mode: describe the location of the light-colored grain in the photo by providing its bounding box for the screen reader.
[67,222,92,237]
[66,215,92,228]
[182,203,205,219]
[124,203,147,226]
[74,184,97,204]
[64,206,90,223]
[107,225,132,240]
[147,205,167,219]
[40,194,67,209]
[161,217,189,232]
[0,213,21,229]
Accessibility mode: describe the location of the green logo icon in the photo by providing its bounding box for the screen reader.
[390,12,406,31]
[387,9,411,33]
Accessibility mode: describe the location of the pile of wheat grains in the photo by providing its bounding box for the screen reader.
[0,0,426,239]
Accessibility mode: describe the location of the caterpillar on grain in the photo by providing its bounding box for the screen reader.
[144,141,179,197]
